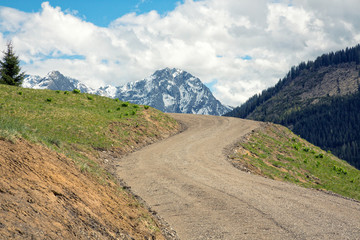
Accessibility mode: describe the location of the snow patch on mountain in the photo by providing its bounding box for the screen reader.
[23,71,95,93]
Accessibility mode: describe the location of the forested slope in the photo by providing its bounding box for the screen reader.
[225,45,360,169]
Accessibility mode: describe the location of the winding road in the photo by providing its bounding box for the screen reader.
[116,114,360,239]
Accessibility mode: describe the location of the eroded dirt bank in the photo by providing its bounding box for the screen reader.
[0,139,167,240]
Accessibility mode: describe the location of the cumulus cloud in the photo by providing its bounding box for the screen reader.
[0,0,359,106]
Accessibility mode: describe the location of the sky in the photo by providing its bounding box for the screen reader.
[0,0,359,106]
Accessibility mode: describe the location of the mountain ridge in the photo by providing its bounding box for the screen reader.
[23,68,231,116]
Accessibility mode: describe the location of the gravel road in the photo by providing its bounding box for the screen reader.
[116,114,360,239]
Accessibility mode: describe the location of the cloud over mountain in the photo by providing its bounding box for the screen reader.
[0,0,359,106]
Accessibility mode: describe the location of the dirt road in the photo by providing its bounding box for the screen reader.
[116,114,360,239]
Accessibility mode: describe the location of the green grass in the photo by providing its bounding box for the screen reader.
[0,84,178,181]
[231,123,360,201]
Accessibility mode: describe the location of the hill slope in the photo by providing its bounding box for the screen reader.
[0,84,180,239]
[226,45,360,169]
[229,123,360,201]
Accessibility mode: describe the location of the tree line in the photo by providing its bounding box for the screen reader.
[282,92,360,169]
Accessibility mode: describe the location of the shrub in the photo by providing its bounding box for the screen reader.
[116,107,121,111]
[72,89,81,94]
[115,98,120,102]
[46,98,52,102]
[122,102,129,107]
[131,110,136,115]
[333,165,347,175]
[17,91,23,95]
[55,90,61,93]
[315,153,324,158]
[87,96,94,100]
[107,109,112,113]
[292,144,299,151]
[64,91,69,95]
[302,147,310,152]
[133,104,139,109]
[144,105,150,110]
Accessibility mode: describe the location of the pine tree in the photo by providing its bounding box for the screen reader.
[0,41,25,86]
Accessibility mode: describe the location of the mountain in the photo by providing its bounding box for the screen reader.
[23,71,95,93]
[99,68,231,115]
[225,45,360,169]
[23,68,232,116]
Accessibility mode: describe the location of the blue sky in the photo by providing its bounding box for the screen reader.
[0,0,182,27]
[0,0,359,106]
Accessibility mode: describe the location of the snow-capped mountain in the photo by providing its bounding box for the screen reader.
[23,68,232,116]
[23,71,95,93]
[109,68,231,115]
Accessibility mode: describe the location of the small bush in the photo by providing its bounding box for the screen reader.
[72,89,81,94]
[122,102,129,107]
[131,110,136,115]
[64,91,69,95]
[315,153,324,158]
[107,109,112,113]
[116,107,121,111]
[115,98,120,102]
[144,105,150,110]
[87,96,94,100]
[17,91,23,95]
[46,98,52,102]
[293,144,299,151]
[303,147,310,152]
[133,105,139,109]
[333,165,347,175]
[55,90,61,93]
[316,161,320,167]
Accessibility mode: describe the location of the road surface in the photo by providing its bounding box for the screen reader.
[116,114,360,239]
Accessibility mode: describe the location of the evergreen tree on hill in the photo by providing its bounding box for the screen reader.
[0,41,25,86]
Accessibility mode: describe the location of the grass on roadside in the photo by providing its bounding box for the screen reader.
[230,123,360,201]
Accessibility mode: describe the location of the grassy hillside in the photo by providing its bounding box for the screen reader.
[229,123,360,201]
[0,84,180,239]
[225,45,360,169]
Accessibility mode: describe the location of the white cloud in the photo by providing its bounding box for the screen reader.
[0,0,359,106]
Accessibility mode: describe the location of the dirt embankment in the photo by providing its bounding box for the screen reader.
[0,138,168,240]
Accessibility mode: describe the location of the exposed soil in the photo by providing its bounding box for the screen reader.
[0,107,182,240]
[0,138,166,239]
